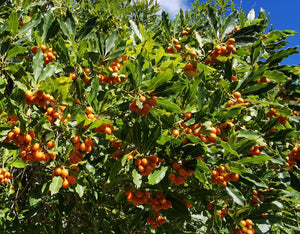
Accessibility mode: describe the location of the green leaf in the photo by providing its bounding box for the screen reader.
[9,159,28,168]
[75,183,85,198]
[42,10,54,41]
[156,98,181,113]
[235,139,257,155]
[225,184,246,206]
[265,129,295,141]
[197,81,207,110]
[39,65,61,82]
[78,17,97,40]
[220,141,238,156]
[8,11,18,34]
[237,129,262,139]
[105,30,118,55]
[147,68,173,91]
[266,47,299,66]
[6,46,27,61]
[207,5,218,37]
[33,49,44,81]
[250,39,264,65]
[129,20,142,41]
[49,176,62,195]
[53,34,69,63]
[221,11,238,38]
[132,169,142,188]
[263,70,288,83]
[237,155,271,165]
[148,166,168,185]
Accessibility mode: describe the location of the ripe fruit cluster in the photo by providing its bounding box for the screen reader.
[233,219,255,234]
[211,166,240,187]
[206,38,236,64]
[250,188,273,205]
[172,121,226,144]
[98,58,126,85]
[212,208,230,220]
[52,167,77,189]
[0,168,12,184]
[94,123,114,135]
[287,145,300,172]
[72,135,95,153]
[129,96,157,116]
[31,45,56,64]
[226,91,250,108]
[25,90,54,109]
[45,106,61,124]
[110,138,123,148]
[169,162,193,186]
[134,155,162,176]
[257,76,270,84]
[266,108,289,125]
[183,62,198,72]
[146,213,166,229]
[248,145,265,156]
[5,128,56,162]
[126,189,172,212]
[167,38,183,54]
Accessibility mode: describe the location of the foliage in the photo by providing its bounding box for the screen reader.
[0,0,300,233]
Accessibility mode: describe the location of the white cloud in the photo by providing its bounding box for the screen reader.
[156,0,190,16]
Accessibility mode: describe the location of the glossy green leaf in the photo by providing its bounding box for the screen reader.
[75,183,85,198]
[147,68,173,91]
[105,30,118,55]
[42,10,54,41]
[33,49,44,81]
[49,176,62,195]
[6,46,27,60]
[156,98,181,113]
[225,184,246,206]
[8,11,18,34]
[237,155,271,165]
[132,169,142,188]
[148,166,168,185]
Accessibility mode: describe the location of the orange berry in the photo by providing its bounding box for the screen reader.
[84,67,91,74]
[61,169,69,178]
[218,166,226,174]
[86,106,93,114]
[67,175,77,184]
[173,162,181,170]
[47,141,55,149]
[72,135,80,144]
[233,91,241,99]
[54,167,62,176]
[13,127,21,135]
[172,129,180,137]
[141,158,149,166]
[184,112,192,119]
[62,179,69,188]
[139,96,147,103]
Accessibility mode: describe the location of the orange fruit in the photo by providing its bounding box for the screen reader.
[62,179,69,188]
[67,175,77,184]
[54,167,62,176]
[47,141,55,149]
[13,127,21,135]
[233,91,241,99]
[227,38,236,45]
[61,169,69,178]
[84,67,91,73]
[172,129,180,137]
[184,112,192,119]
[86,106,93,114]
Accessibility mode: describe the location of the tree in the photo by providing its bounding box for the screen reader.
[0,0,299,233]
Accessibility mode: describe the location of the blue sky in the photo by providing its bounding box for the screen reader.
[157,0,300,65]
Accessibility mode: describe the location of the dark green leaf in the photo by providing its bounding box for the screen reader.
[33,49,44,81]
[225,184,246,206]
[156,98,181,113]
[237,155,271,165]
[148,166,168,185]
[8,11,18,34]
[6,46,27,60]
[42,10,54,41]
